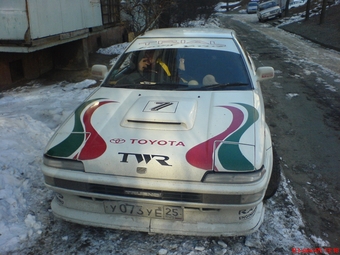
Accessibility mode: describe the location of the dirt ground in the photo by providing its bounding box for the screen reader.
[217,7,340,247]
[279,3,340,52]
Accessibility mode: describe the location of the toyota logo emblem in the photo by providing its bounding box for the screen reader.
[110,138,126,144]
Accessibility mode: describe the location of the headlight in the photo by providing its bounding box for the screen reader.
[201,167,266,184]
[43,155,84,171]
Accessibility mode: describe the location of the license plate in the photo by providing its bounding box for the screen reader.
[104,201,183,221]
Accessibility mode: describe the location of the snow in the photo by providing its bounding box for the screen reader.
[97,42,130,56]
[0,80,96,253]
[286,93,299,99]
[0,9,334,254]
[215,1,242,12]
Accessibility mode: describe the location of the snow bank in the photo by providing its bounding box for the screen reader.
[0,80,95,252]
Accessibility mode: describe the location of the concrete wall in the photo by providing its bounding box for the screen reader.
[87,25,125,52]
[0,48,53,89]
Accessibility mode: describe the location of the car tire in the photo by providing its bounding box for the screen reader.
[264,146,281,200]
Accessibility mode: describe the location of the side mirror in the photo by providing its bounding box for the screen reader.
[256,67,274,81]
[91,65,108,79]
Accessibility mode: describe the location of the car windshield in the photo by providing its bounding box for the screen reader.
[102,48,251,91]
[249,2,258,6]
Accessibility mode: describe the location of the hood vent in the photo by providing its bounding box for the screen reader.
[121,97,197,130]
[127,120,181,125]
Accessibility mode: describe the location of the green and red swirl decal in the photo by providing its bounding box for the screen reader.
[47,99,117,160]
[186,103,259,171]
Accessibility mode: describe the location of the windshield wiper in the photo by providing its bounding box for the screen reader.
[113,82,185,90]
[200,83,249,90]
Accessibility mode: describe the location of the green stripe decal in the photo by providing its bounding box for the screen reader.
[218,103,259,171]
[46,99,101,158]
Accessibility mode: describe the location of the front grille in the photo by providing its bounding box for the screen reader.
[45,176,242,204]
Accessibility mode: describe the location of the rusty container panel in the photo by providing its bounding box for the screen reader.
[59,0,85,32]
[0,0,29,40]
[27,0,63,39]
[82,0,102,28]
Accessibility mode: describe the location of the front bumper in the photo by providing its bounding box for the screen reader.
[259,11,280,20]
[51,193,264,236]
[42,159,270,236]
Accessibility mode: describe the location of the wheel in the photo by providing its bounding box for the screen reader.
[264,146,281,200]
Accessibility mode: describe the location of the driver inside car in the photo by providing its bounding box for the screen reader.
[138,50,171,77]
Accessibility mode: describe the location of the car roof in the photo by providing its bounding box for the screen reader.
[259,0,276,5]
[139,28,236,39]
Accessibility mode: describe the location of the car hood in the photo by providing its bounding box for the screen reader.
[45,87,266,181]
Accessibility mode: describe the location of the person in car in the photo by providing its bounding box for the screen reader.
[138,50,171,77]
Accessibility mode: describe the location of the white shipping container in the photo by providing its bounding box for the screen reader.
[0,0,103,41]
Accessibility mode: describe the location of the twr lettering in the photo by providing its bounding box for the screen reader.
[118,152,172,166]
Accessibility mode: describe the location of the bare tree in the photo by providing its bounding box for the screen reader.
[169,0,219,27]
[319,0,327,24]
[284,0,290,17]
[305,0,312,20]
[120,0,173,35]
[121,0,219,35]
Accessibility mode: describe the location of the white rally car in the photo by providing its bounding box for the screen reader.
[42,28,279,236]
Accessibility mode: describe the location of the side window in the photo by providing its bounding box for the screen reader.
[177,49,250,86]
[101,0,120,25]
[120,54,132,69]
